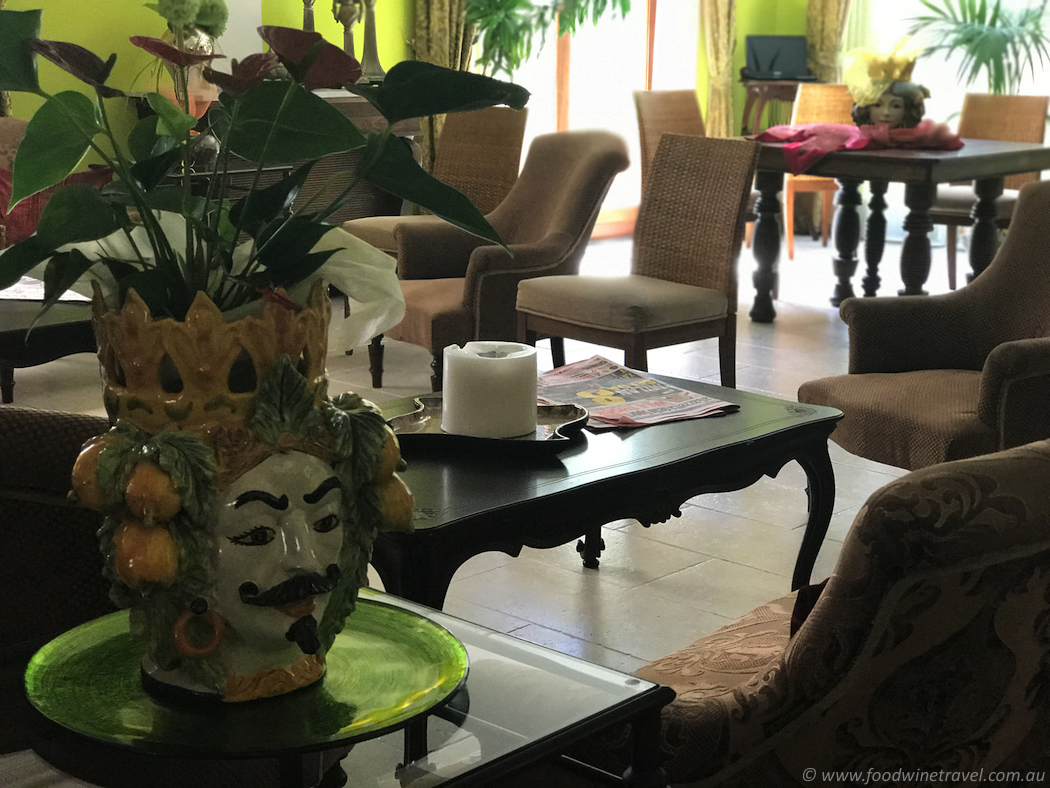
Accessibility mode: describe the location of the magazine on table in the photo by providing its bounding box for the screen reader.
[537,356,739,429]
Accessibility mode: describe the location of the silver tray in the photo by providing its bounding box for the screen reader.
[384,395,588,454]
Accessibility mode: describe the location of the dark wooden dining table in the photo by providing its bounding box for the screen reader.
[748,137,1050,322]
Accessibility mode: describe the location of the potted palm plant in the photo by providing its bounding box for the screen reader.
[907,0,1050,95]
[0,2,528,703]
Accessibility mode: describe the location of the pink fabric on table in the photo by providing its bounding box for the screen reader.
[755,120,965,175]
[0,166,114,246]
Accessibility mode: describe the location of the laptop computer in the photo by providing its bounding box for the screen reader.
[741,35,817,81]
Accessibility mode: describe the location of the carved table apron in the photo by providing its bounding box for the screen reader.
[749,138,1050,322]
[373,376,843,610]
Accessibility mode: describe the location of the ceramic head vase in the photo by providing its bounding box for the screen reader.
[845,41,930,130]
[72,280,414,703]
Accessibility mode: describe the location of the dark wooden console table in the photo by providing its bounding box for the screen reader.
[741,80,800,136]
[372,376,842,610]
[749,137,1050,322]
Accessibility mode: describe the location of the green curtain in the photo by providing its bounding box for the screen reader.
[806,0,853,83]
[701,0,736,138]
[410,0,476,171]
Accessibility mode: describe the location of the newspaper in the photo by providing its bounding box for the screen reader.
[537,356,739,428]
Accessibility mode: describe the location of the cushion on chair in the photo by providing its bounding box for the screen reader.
[929,184,1017,221]
[342,214,449,257]
[516,275,729,333]
[799,369,997,470]
[386,277,471,356]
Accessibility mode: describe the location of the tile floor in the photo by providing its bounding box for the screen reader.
[6,230,961,676]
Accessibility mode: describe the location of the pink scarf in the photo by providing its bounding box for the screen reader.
[755,120,964,175]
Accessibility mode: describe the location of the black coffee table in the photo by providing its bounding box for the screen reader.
[374,376,842,609]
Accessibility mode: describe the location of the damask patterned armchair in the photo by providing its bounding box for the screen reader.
[517,438,1050,787]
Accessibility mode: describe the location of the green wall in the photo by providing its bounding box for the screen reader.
[6,0,412,122]
[695,0,808,134]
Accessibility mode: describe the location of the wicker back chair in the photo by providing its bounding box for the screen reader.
[517,134,760,387]
[784,83,855,260]
[341,106,528,256]
[930,92,1049,289]
[633,89,705,186]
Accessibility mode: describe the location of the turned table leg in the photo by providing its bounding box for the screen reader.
[862,179,888,297]
[968,176,1005,283]
[830,178,862,307]
[899,182,936,296]
[749,170,783,323]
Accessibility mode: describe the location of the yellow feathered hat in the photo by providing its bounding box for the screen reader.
[844,38,923,107]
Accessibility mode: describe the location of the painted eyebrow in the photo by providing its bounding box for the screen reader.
[304,476,341,505]
[233,491,289,510]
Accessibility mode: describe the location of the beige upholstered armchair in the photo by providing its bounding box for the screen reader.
[509,438,1050,786]
[381,129,630,390]
[797,179,1050,471]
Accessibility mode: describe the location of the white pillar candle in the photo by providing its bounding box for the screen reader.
[442,342,538,438]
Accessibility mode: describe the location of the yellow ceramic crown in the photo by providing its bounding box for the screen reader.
[93,280,331,436]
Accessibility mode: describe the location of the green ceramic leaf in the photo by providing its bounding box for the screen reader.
[10,91,101,207]
[0,9,42,93]
[226,82,366,165]
[361,135,502,246]
[249,355,322,446]
[149,431,217,523]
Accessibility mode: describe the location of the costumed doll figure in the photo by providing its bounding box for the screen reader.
[845,43,930,130]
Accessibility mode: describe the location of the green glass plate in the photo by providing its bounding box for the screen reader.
[24,596,468,758]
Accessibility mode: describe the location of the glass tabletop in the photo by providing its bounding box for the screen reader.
[355,589,669,786]
[21,590,668,787]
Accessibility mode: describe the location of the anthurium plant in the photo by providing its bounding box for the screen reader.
[0,3,529,321]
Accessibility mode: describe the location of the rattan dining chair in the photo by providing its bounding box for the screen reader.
[634,89,759,247]
[784,83,856,260]
[930,92,1048,290]
[517,134,760,388]
[341,106,528,255]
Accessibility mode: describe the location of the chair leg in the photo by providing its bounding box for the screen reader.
[1,365,13,404]
[625,340,648,372]
[946,225,957,290]
[430,352,442,393]
[821,190,834,247]
[744,221,754,248]
[367,335,384,389]
[785,181,796,261]
[719,316,737,389]
[550,336,566,368]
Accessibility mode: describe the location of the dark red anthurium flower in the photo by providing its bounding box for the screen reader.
[28,39,125,98]
[203,52,279,95]
[130,36,225,68]
[257,26,362,90]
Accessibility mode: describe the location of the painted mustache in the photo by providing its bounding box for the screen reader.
[238,564,341,607]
